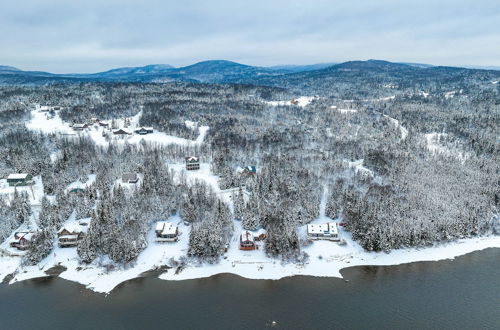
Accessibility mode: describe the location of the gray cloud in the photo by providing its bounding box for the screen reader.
[1,0,499,72]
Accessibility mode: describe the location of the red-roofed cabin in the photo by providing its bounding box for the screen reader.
[240,230,256,250]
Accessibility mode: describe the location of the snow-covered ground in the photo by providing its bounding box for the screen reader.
[425,133,469,161]
[25,109,209,148]
[344,159,374,178]
[0,175,45,206]
[331,105,358,114]
[265,96,316,107]
[492,80,499,85]
[65,174,96,193]
[1,169,498,294]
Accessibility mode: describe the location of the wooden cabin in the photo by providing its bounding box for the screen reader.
[155,221,179,242]
[113,128,132,135]
[9,232,34,250]
[134,127,154,135]
[57,221,88,248]
[307,222,340,241]
[7,173,33,187]
[240,230,256,250]
[185,156,200,171]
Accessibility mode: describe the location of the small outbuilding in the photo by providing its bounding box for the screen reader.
[7,173,33,187]
[185,156,200,171]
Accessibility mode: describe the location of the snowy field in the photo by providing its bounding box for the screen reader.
[25,109,209,148]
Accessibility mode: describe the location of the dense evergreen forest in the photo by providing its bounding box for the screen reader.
[0,63,498,265]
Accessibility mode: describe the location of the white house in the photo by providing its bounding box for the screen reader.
[155,221,179,242]
[307,222,340,241]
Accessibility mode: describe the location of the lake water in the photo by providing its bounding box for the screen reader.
[1,248,499,330]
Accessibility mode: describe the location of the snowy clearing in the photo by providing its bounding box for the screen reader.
[25,109,209,148]
[266,96,316,107]
[331,106,358,114]
[425,133,469,161]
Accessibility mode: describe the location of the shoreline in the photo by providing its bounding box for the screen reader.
[1,234,498,294]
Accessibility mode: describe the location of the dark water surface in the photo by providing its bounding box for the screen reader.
[0,248,499,330]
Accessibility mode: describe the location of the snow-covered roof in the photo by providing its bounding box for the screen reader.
[11,232,34,242]
[186,156,199,162]
[7,173,29,180]
[240,230,254,242]
[161,222,177,235]
[58,221,88,235]
[156,222,166,232]
[307,222,338,235]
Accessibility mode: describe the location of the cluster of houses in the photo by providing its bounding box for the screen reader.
[68,115,155,137]
[8,220,90,251]
[155,221,179,242]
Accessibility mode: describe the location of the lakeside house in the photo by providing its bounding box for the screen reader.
[134,127,154,135]
[307,222,340,241]
[185,156,200,171]
[57,220,89,248]
[240,230,256,250]
[9,232,35,250]
[7,173,33,187]
[122,173,139,184]
[155,221,179,242]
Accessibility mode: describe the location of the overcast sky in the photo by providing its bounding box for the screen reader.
[2,0,499,73]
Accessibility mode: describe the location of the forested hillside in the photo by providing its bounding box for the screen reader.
[0,62,498,267]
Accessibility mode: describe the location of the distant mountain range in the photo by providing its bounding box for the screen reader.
[0,59,499,86]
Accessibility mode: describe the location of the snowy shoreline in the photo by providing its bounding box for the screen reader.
[2,232,498,294]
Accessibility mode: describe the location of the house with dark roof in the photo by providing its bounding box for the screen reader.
[185,156,200,171]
